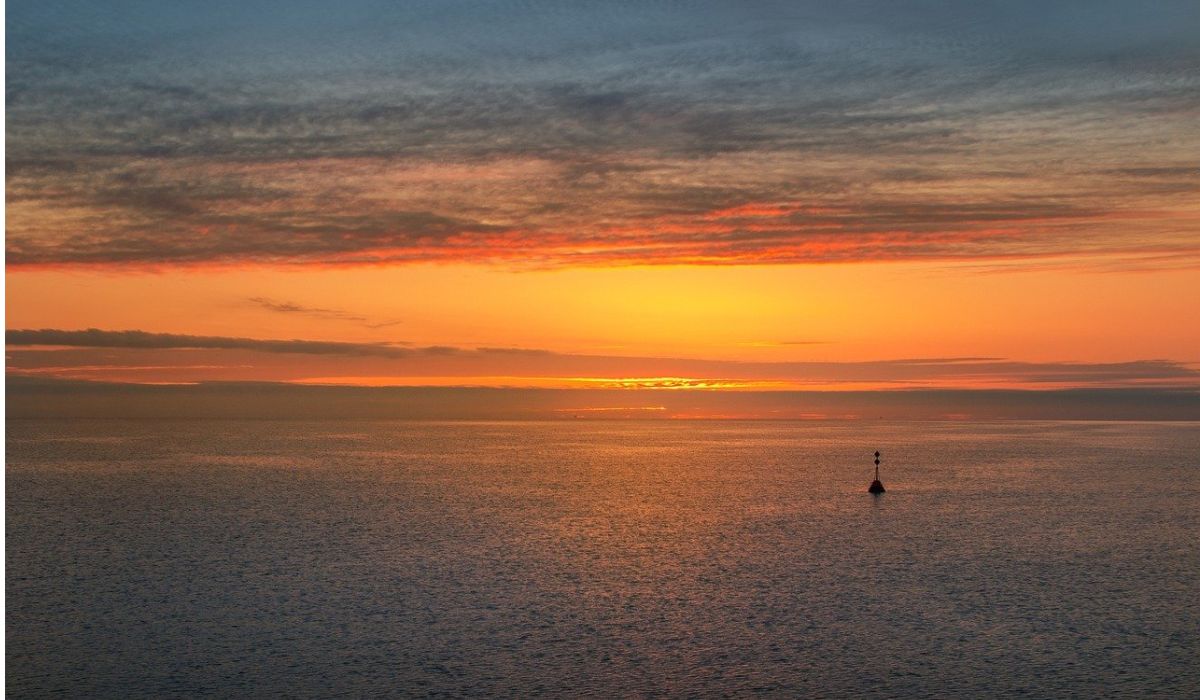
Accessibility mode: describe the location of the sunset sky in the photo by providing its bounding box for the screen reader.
[6,1,1200,416]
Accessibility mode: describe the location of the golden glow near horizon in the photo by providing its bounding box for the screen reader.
[7,260,1200,391]
[8,262,1200,356]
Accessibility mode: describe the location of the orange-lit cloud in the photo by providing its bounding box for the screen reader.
[8,168,1199,269]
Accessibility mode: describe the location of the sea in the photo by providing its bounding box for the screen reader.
[6,419,1200,698]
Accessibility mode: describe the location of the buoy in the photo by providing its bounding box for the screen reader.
[868,450,885,494]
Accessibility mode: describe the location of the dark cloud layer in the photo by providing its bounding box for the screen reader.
[8,328,1200,389]
[8,377,1200,421]
[6,328,417,357]
[6,1,1199,268]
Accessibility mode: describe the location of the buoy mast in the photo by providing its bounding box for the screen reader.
[868,450,885,494]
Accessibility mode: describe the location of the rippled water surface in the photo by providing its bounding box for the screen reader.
[7,420,1200,697]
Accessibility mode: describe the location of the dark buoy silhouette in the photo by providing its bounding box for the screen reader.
[868,450,886,494]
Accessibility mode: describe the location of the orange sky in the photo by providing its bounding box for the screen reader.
[6,1,1200,399]
[7,261,1200,389]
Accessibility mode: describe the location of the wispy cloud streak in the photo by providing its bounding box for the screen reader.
[247,297,401,328]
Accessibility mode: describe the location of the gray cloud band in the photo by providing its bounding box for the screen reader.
[6,1,1198,267]
[7,328,1199,387]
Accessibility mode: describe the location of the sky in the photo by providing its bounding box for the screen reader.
[6,1,1200,417]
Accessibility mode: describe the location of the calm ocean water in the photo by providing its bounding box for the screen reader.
[7,419,1200,698]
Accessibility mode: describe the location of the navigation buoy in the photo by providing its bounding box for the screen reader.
[868,450,886,494]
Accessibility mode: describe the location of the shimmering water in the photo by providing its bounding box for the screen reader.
[7,420,1200,697]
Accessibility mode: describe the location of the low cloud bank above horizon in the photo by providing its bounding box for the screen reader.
[8,377,1199,421]
[7,1,1199,270]
[8,328,1199,391]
